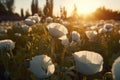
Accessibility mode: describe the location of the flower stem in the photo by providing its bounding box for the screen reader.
[83,75,87,80]
[51,38,55,59]
[10,50,16,65]
[61,46,67,65]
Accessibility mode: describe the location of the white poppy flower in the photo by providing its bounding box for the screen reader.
[112,57,120,80]
[27,16,33,20]
[104,23,113,32]
[98,28,107,34]
[0,29,7,34]
[0,39,15,52]
[32,14,41,23]
[73,51,103,75]
[61,21,70,27]
[70,31,81,47]
[71,31,80,42]
[46,23,68,40]
[14,33,22,37]
[24,18,36,26]
[33,13,39,16]
[46,17,53,23]
[21,25,32,33]
[28,55,55,79]
[12,23,32,34]
[85,30,98,41]
[61,35,69,46]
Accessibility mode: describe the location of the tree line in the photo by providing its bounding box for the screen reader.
[0,0,21,21]
[93,7,120,20]
[0,0,120,21]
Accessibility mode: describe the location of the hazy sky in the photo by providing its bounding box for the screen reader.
[14,0,120,16]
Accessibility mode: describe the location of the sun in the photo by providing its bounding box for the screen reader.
[77,3,97,15]
[75,0,100,15]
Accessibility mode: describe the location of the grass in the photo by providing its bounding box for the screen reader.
[0,20,120,80]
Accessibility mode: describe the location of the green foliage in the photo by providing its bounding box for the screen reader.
[0,20,120,80]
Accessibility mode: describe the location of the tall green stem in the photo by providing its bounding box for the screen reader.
[51,38,55,59]
[61,46,67,65]
[83,75,87,80]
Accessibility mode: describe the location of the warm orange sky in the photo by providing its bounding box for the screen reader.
[14,0,120,16]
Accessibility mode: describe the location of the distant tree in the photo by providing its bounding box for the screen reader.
[63,7,67,19]
[93,7,120,20]
[35,0,38,13]
[21,8,24,18]
[49,0,53,17]
[25,10,30,18]
[38,8,42,16]
[6,0,14,12]
[31,0,38,15]
[0,0,14,14]
[31,0,35,15]
[0,2,6,15]
[43,0,53,17]
[60,6,67,19]
[43,5,49,17]
[60,6,62,18]
[0,0,21,21]
[71,4,79,20]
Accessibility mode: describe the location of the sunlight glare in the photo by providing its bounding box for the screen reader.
[75,0,101,15]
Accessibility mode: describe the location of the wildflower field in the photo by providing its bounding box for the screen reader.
[0,15,120,80]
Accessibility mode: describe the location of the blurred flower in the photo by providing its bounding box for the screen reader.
[0,39,15,52]
[85,30,98,41]
[71,31,81,42]
[118,30,120,34]
[21,25,32,33]
[98,28,107,34]
[46,17,53,23]
[24,18,36,26]
[28,55,55,79]
[14,33,22,37]
[73,51,103,75]
[32,13,41,23]
[0,29,7,34]
[11,23,32,34]
[46,23,68,40]
[56,17,63,23]
[104,23,113,32]
[61,35,69,46]
[90,26,98,30]
[61,21,70,27]
[70,31,81,47]
[12,23,21,30]
[112,57,120,80]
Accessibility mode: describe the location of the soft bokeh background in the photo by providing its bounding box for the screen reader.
[14,0,120,16]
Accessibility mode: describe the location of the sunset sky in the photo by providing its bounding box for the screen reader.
[14,0,120,16]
